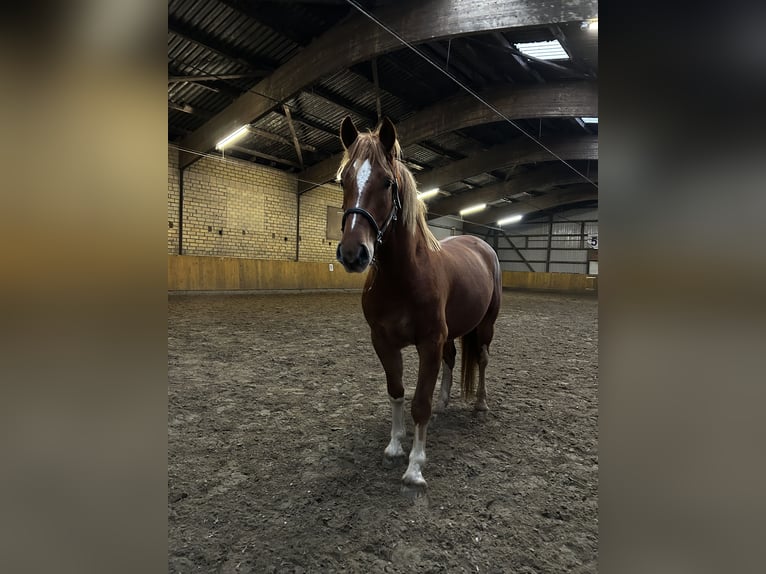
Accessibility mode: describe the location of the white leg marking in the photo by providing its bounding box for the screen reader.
[402,423,428,487]
[384,396,406,459]
[435,360,452,412]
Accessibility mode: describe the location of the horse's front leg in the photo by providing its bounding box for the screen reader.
[403,335,445,488]
[370,332,406,463]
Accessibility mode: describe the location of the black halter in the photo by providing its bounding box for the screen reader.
[341,178,401,247]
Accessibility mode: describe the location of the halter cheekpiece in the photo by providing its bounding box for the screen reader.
[341,177,401,247]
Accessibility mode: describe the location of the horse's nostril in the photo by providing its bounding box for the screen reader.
[359,244,370,266]
[336,242,370,271]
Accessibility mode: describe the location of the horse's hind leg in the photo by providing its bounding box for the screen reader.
[434,339,456,412]
[474,289,500,414]
[475,344,490,412]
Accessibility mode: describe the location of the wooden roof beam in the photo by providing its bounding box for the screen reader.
[282,105,304,169]
[416,135,598,191]
[307,86,378,125]
[179,0,598,167]
[168,100,212,119]
[275,108,337,139]
[548,24,597,77]
[428,162,598,218]
[298,81,597,193]
[227,145,302,169]
[168,73,267,83]
[249,127,317,153]
[167,64,246,100]
[414,141,465,161]
[422,42,480,88]
[460,37,509,83]
[466,184,598,225]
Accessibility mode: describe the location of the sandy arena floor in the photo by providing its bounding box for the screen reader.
[168,290,598,573]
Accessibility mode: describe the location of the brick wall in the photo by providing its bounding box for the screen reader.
[167,145,343,262]
[299,183,343,262]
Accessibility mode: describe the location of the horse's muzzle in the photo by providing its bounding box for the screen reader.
[336,242,371,273]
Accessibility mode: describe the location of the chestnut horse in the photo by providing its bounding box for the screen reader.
[335,116,502,489]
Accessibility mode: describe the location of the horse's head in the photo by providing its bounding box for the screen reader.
[336,116,401,273]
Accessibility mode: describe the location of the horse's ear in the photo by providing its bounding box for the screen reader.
[340,116,358,150]
[378,116,397,155]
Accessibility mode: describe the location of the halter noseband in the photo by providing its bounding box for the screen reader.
[341,177,401,247]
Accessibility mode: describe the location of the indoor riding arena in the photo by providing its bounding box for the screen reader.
[168,1,599,572]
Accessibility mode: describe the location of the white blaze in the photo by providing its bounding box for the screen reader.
[349,158,372,232]
[354,159,371,205]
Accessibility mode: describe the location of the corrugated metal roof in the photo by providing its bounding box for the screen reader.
[315,69,413,124]
[167,2,597,219]
[402,144,441,167]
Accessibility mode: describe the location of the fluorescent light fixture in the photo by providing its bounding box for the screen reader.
[581,117,598,124]
[515,40,569,61]
[498,214,523,226]
[417,188,439,200]
[215,125,250,149]
[459,203,486,216]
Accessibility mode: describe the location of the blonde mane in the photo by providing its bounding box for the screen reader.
[336,128,441,252]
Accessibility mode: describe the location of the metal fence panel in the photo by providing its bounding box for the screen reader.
[550,237,582,249]
[498,248,522,261]
[550,249,588,262]
[552,222,581,235]
[549,262,588,273]
[501,261,546,272]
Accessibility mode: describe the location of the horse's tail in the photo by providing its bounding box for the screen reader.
[460,329,480,399]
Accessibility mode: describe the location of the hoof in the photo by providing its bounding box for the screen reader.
[473,400,489,412]
[384,441,406,459]
[401,468,427,489]
[400,482,428,499]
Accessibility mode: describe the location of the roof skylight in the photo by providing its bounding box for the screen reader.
[514,40,569,61]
